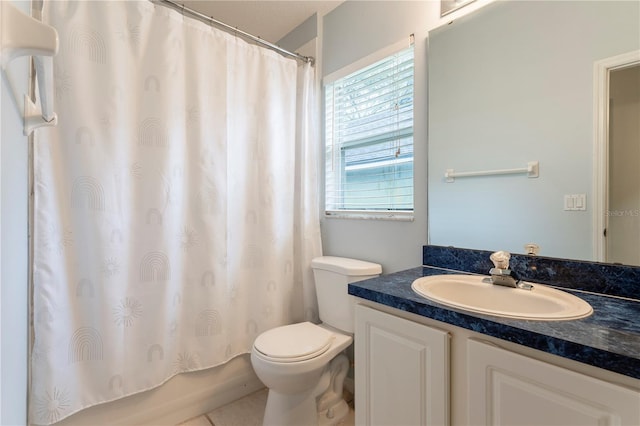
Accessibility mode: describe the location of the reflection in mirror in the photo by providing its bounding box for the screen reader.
[428,0,640,264]
[607,64,640,265]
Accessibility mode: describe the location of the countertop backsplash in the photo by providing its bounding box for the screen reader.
[423,245,640,300]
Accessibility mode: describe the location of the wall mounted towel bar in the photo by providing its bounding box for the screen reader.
[1,1,59,135]
[445,161,539,183]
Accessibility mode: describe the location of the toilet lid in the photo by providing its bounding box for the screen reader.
[254,322,334,362]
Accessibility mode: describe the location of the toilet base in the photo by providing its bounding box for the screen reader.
[261,354,351,426]
[263,388,318,426]
[262,389,350,426]
[317,354,350,425]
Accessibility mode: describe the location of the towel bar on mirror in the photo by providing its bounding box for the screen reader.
[445,161,539,183]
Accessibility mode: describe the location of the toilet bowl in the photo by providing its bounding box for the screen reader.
[250,256,382,426]
[251,322,352,425]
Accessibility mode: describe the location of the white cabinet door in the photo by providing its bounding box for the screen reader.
[467,339,640,426]
[355,304,450,426]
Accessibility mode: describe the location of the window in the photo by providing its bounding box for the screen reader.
[324,43,414,219]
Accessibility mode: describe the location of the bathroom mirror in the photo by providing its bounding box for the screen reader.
[427,0,640,264]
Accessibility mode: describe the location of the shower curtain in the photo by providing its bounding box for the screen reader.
[30,1,321,424]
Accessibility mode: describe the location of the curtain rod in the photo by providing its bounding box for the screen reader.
[154,0,314,64]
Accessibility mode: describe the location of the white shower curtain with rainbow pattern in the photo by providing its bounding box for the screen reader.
[31,1,322,423]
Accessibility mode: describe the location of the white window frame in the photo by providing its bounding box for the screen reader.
[323,38,415,221]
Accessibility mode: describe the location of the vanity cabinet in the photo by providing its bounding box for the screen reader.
[354,304,450,426]
[354,303,640,426]
[468,339,640,425]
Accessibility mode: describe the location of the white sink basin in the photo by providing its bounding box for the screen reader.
[411,274,593,321]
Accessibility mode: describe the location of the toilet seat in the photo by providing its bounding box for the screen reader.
[253,322,335,363]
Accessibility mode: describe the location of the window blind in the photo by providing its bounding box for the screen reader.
[325,45,414,215]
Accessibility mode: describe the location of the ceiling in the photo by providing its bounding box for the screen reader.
[182,1,343,43]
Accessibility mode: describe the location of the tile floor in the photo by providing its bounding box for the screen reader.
[179,388,355,426]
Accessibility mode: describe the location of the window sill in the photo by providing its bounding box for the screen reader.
[324,210,414,222]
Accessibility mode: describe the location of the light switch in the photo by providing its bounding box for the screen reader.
[564,194,586,211]
[564,195,574,210]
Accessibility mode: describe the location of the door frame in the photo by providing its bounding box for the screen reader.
[592,50,640,262]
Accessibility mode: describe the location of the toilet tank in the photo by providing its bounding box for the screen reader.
[311,256,382,333]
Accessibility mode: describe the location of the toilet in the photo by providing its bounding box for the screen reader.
[250,256,382,426]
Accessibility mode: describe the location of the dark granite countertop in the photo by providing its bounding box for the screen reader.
[348,266,640,380]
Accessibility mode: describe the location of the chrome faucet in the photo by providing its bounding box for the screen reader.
[488,251,533,290]
[489,266,519,288]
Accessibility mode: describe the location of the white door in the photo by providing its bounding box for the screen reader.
[355,304,450,426]
[467,339,640,425]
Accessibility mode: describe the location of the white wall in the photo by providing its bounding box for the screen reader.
[1,1,30,423]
